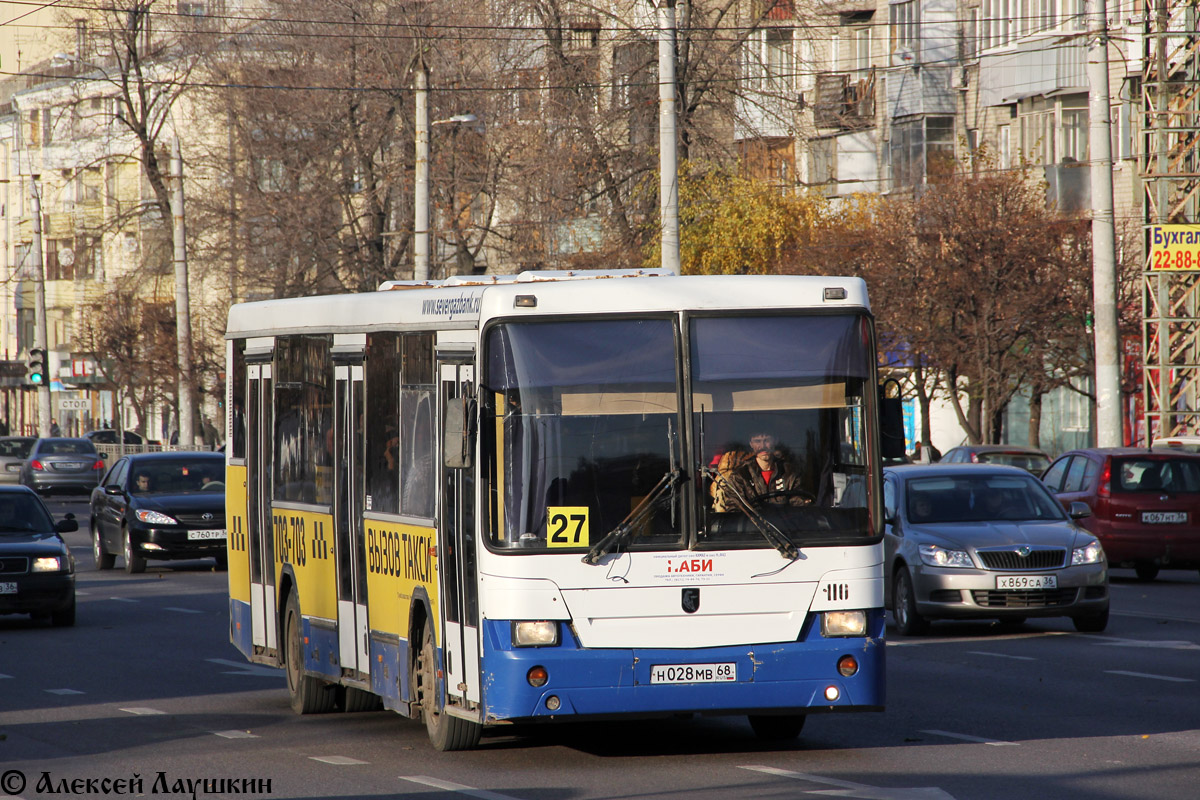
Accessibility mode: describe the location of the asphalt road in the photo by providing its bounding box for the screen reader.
[1,496,1197,800]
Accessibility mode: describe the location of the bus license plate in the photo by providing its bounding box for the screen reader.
[0,582,16,594]
[649,663,736,684]
[996,574,1057,590]
[1142,511,1187,524]
[187,529,226,540]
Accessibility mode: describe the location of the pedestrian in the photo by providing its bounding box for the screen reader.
[50,418,61,436]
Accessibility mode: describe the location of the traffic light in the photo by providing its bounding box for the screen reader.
[28,348,46,386]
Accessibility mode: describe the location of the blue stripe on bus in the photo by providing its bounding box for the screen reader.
[230,599,253,656]
[478,610,885,721]
[369,636,410,702]
[300,618,341,681]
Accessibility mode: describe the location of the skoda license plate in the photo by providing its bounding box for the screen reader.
[0,582,16,594]
[650,663,736,684]
[187,529,226,540]
[1142,511,1187,524]
[996,574,1057,590]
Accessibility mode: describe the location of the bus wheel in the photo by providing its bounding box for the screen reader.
[748,714,806,740]
[416,625,481,751]
[339,686,382,713]
[284,592,336,714]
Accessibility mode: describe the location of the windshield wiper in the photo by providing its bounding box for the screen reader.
[582,469,682,565]
[704,465,799,560]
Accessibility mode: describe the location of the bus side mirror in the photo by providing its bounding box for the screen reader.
[878,380,906,461]
[444,395,476,469]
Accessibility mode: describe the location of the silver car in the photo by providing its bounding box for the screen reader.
[19,437,105,495]
[0,437,36,484]
[884,464,1109,635]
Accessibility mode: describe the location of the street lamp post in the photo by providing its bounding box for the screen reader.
[28,177,51,438]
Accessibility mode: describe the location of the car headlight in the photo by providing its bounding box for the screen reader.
[822,610,867,637]
[919,543,972,568]
[1072,541,1105,565]
[135,509,178,525]
[32,556,63,572]
[512,621,559,647]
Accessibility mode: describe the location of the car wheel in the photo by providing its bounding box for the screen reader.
[1134,564,1159,582]
[51,594,76,627]
[123,527,146,574]
[284,590,336,714]
[1073,608,1109,633]
[748,714,806,740]
[213,552,228,570]
[893,568,929,636]
[92,522,115,570]
[414,624,481,750]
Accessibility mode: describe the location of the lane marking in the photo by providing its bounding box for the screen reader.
[1105,670,1194,683]
[120,707,166,715]
[45,689,84,695]
[205,658,282,677]
[740,765,957,799]
[919,730,1018,746]
[1111,609,1200,625]
[0,673,12,679]
[311,756,367,765]
[213,730,260,739]
[164,607,202,614]
[401,776,527,800]
[1087,636,1200,651]
[889,631,1070,646]
[109,597,138,603]
[968,651,1036,661]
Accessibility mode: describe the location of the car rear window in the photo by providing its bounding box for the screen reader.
[1114,458,1200,493]
[976,452,1050,473]
[38,439,97,455]
[0,439,33,457]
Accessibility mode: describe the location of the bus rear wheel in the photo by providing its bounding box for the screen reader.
[284,591,336,714]
[748,714,806,740]
[415,625,481,751]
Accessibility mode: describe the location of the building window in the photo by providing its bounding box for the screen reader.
[1061,104,1088,163]
[890,116,955,188]
[998,124,1011,169]
[889,0,918,58]
[854,26,871,76]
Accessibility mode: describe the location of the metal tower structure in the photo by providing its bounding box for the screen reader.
[1141,0,1200,443]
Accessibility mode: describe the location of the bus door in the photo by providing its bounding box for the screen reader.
[246,361,277,655]
[334,363,369,679]
[438,359,481,713]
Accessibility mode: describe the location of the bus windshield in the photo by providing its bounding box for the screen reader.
[484,318,683,551]
[694,314,874,547]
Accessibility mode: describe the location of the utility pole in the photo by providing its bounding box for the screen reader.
[172,137,196,446]
[414,61,431,282]
[1087,0,1122,446]
[656,0,681,275]
[29,179,51,438]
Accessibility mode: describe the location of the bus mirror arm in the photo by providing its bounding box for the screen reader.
[582,468,682,565]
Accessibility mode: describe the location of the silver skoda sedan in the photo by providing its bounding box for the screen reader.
[883,464,1109,635]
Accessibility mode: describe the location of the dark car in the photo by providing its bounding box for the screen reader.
[940,444,1051,475]
[0,485,79,626]
[884,464,1109,635]
[85,429,150,445]
[1041,447,1200,581]
[19,438,106,495]
[0,436,36,484]
[89,452,226,574]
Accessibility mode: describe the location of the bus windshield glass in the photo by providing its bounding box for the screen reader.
[695,313,874,546]
[484,318,684,551]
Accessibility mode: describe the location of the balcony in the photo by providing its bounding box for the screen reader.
[813,69,876,130]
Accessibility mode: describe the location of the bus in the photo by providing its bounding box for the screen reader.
[224,270,892,750]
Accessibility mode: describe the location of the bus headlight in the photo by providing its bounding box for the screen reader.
[822,610,867,637]
[512,621,558,647]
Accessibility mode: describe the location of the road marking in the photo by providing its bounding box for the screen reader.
[213,730,260,739]
[1111,609,1200,625]
[164,607,202,614]
[0,673,11,679]
[740,765,957,799]
[45,688,84,695]
[109,597,138,603]
[1088,636,1200,652]
[205,658,283,677]
[919,730,1018,746]
[401,776,527,800]
[310,756,367,765]
[889,630,1070,646]
[120,707,166,715]
[968,651,1036,661]
[1105,670,1194,683]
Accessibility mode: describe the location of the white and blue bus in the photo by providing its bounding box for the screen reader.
[224,270,890,750]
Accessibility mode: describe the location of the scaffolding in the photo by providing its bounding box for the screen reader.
[1141,0,1200,443]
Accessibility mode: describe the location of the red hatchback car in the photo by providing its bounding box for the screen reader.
[1041,448,1200,581]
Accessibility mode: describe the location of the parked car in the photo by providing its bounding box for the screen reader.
[1041,447,1200,581]
[19,438,106,495]
[0,437,36,484]
[0,485,78,626]
[84,429,150,445]
[1150,436,1200,454]
[883,464,1109,635]
[89,451,226,574]
[940,444,1051,475]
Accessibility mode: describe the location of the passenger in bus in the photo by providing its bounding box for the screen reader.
[720,430,810,509]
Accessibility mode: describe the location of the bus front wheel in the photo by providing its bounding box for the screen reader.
[415,625,481,751]
[284,591,336,715]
